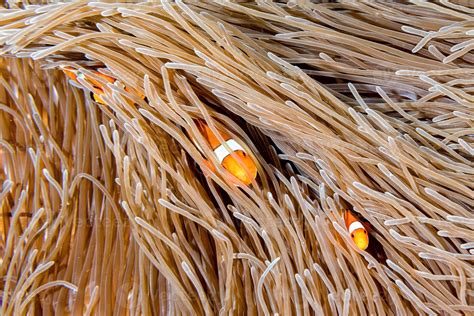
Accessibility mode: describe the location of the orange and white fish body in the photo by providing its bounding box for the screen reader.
[61,66,144,105]
[344,210,369,250]
[195,120,257,186]
[61,66,113,104]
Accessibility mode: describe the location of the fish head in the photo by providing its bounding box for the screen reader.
[351,228,369,250]
[221,150,257,186]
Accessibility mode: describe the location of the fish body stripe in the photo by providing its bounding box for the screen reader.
[213,139,245,164]
[348,221,364,234]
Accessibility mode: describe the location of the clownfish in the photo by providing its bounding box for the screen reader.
[344,210,369,250]
[194,120,257,186]
[60,66,145,105]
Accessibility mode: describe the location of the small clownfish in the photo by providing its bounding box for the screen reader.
[194,120,257,186]
[60,66,145,105]
[344,210,369,250]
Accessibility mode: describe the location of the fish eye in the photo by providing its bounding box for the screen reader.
[364,230,367,234]
[351,233,355,238]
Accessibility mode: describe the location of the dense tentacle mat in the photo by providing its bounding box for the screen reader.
[0,1,473,315]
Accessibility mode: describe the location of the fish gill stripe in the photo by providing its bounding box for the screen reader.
[213,139,245,164]
[349,221,365,234]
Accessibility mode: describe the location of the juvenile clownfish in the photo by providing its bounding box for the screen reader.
[194,120,257,186]
[60,66,145,105]
[344,210,369,250]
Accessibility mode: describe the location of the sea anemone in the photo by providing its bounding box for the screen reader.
[0,1,473,315]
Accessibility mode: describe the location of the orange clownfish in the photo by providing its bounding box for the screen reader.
[194,120,257,186]
[344,210,369,250]
[61,66,145,105]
